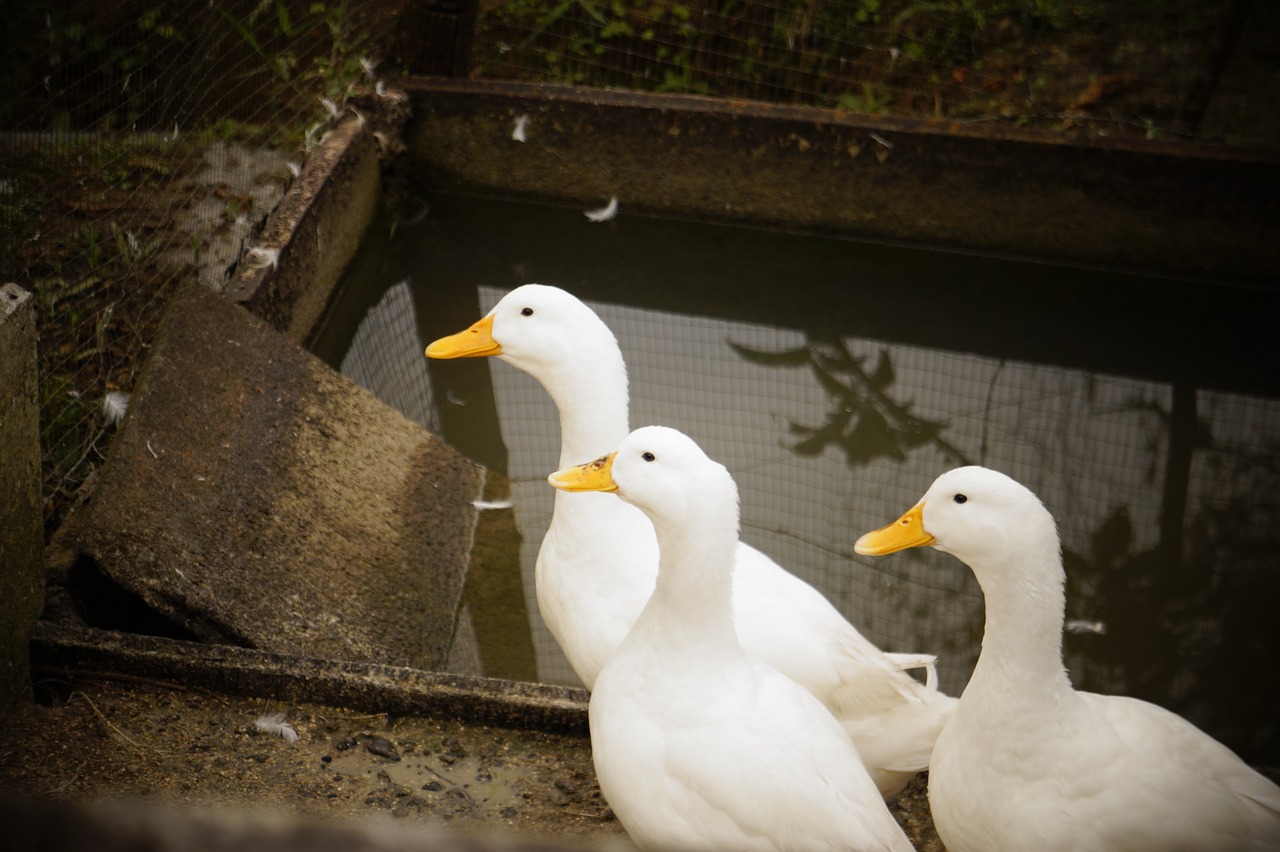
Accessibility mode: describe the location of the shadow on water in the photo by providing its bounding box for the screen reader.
[310,188,1280,767]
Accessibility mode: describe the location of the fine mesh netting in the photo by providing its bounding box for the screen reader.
[2,0,401,532]
[471,0,1280,145]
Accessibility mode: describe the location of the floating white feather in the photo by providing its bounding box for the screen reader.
[102,391,130,427]
[584,196,618,222]
[473,499,514,511]
[254,712,298,744]
[512,114,529,143]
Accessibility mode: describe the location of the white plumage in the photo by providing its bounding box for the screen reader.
[857,465,1280,851]
[550,426,914,851]
[426,284,954,796]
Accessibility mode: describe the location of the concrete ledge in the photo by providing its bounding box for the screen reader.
[226,113,385,344]
[404,78,1279,285]
[32,622,589,734]
[0,283,42,711]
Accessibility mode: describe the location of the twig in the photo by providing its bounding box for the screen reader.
[76,691,160,753]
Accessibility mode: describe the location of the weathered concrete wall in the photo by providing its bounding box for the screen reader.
[0,284,43,711]
[226,112,386,345]
[77,282,485,669]
[403,79,1279,286]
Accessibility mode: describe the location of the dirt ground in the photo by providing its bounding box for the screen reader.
[0,673,625,848]
[0,671,942,850]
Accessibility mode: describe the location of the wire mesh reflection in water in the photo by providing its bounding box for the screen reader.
[335,280,1274,765]
[339,278,440,434]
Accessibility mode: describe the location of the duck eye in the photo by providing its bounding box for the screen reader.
[954,494,968,504]
[641,452,656,462]
[520,307,534,317]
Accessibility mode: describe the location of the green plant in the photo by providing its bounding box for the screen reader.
[836,83,891,114]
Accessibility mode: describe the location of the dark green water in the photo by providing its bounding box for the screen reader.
[312,188,1280,767]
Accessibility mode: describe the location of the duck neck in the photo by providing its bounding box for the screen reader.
[968,545,1074,701]
[539,348,632,469]
[644,506,741,652]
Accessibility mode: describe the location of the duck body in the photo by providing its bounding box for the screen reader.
[534,488,656,684]
[934,687,1280,851]
[551,427,914,851]
[590,633,911,851]
[427,284,953,796]
[857,465,1280,851]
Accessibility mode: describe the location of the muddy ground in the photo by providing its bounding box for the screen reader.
[0,673,625,848]
[0,671,942,850]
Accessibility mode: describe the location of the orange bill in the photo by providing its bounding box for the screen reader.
[854,502,935,556]
[425,314,500,359]
[547,453,619,493]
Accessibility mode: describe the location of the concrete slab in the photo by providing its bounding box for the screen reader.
[77,281,485,669]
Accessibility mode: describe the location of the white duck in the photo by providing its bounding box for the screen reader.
[855,466,1280,851]
[427,284,955,796]
[550,426,916,851]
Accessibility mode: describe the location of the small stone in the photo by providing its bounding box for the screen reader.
[366,737,400,761]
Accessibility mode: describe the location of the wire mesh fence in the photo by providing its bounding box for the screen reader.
[472,0,1278,145]
[1,0,406,534]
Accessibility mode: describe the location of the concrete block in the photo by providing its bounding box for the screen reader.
[0,283,44,711]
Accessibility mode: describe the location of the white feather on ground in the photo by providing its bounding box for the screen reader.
[102,391,130,427]
[254,713,298,744]
[512,114,529,142]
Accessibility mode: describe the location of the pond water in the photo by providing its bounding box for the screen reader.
[311,188,1280,767]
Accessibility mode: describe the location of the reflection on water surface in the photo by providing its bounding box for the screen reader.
[311,190,1280,767]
